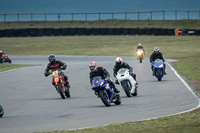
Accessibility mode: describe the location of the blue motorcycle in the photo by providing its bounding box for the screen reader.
[91,76,121,107]
[153,59,164,81]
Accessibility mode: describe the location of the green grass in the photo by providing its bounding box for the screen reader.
[0,64,38,72]
[0,20,200,29]
[172,57,200,80]
[0,36,200,59]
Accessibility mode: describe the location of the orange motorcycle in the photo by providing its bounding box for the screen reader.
[51,70,70,99]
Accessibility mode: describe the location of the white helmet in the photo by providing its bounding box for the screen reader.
[138,43,142,47]
[154,47,159,54]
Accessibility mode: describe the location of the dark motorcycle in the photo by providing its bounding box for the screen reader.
[91,76,121,107]
[0,105,4,117]
[0,54,12,63]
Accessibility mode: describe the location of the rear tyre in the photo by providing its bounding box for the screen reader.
[99,91,111,107]
[65,87,71,98]
[122,82,132,97]
[114,94,121,105]
[57,85,66,99]
[9,59,12,63]
[132,87,138,96]
[0,105,4,117]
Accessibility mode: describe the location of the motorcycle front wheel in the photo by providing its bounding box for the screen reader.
[0,105,4,117]
[122,82,132,97]
[157,69,162,81]
[99,91,111,107]
[57,85,66,99]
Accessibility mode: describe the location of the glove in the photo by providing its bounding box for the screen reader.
[44,72,50,77]
[105,77,109,81]
[60,66,66,70]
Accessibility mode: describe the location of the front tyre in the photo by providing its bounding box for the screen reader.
[9,59,12,63]
[157,69,162,81]
[122,82,132,97]
[139,56,143,63]
[57,85,66,99]
[99,91,111,107]
[0,105,4,117]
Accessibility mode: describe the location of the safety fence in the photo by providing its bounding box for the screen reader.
[0,28,199,37]
[0,10,200,22]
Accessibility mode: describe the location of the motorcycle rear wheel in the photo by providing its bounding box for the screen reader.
[0,105,4,117]
[99,91,111,107]
[114,94,121,105]
[65,87,71,98]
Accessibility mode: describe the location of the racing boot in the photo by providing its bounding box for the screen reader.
[64,80,71,89]
[164,71,167,75]
[115,79,119,85]
[114,88,120,93]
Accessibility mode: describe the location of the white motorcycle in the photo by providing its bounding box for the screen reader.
[116,68,138,97]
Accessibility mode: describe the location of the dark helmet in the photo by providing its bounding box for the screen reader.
[48,54,56,63]
[89,61,97,72]
[154,47,159,54]
[115,57,123,66]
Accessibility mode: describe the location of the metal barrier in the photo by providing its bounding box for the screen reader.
[0,11,200,22]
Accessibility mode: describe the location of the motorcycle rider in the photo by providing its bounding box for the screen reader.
[89,61,120,93]
[113,57,138,85]
[150,47,167,75]
[44,54,70,89]
[136,43,145,54]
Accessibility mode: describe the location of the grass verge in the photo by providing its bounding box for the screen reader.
[0,20,200,29]
[0,64,38,72]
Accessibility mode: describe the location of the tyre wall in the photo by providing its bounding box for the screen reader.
[0,28,199,37]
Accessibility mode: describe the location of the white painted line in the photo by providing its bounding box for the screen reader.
[166,62,200,110]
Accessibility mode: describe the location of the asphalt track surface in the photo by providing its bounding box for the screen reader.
[0,56,199,133]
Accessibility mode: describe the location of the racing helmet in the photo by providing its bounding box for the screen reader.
[89,61,97,72]
[48,54,56,63]
[138,43,142,47]
[115,57,123,66]
[154,47,159,54]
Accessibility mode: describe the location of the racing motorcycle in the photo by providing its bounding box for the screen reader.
[116,68,138,97]
[91,76,121,107]
[136,49,144,63]
[0,105,4,117]
[153,59,164,81]
[0,54,12,63]
[50,69,71,99]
